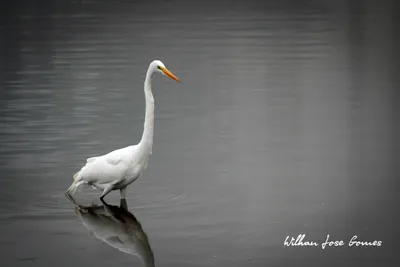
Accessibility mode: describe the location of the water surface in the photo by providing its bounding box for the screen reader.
[0,0,398,266]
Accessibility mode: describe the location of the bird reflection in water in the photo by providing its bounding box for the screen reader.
[71,198,155,267]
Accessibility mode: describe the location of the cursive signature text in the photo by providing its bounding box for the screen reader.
[284,234,382,249]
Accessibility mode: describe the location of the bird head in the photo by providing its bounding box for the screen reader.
[150,60,180,82]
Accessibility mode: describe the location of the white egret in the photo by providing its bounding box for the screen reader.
[66,60,180,200]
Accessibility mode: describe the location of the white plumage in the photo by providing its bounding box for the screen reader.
[65,60,180,200]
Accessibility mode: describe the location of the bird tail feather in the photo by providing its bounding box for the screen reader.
[73,171,80,182]
[66,180,85,195]
[66,171,84,195]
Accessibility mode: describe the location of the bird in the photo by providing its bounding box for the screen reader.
[65,60,180,201]
[74,199,155,267]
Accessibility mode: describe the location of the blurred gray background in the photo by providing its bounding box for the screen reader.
[0,0,398,266]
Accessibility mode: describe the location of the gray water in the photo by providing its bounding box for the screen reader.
[0,0,398,266]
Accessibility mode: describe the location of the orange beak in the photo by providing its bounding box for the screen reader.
[160,67,180,82]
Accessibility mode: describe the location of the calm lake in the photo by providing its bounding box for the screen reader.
[0,0,398,266]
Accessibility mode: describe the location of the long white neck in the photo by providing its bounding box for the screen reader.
[138,69,155,153]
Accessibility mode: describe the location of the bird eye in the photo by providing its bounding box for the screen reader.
[157,66,161,70]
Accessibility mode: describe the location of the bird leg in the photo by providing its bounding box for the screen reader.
[100,184,114,201]
[120,198,128,210]
[120,187,127,199]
